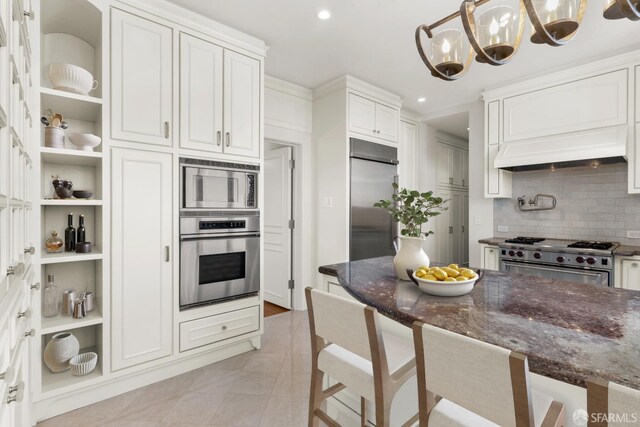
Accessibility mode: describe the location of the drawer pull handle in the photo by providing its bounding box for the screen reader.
[7,262,25,276]
[17,309,30,319]
[165,246,170,262]
[24,246,35,255]
[217,130,222,146]
[221,325,228,331]
[164,121,170,139]
[24,329,35,338]
[30,282,40,291]
[226,132,230,147]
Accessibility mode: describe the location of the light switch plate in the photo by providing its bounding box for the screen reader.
[627,230,640,239]
[497,225,509,233]
[321,197,333,208]
[474,216,481,225]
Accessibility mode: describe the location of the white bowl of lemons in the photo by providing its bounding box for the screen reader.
[411,264,479,297]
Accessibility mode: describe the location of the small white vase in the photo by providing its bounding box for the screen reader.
[44,332,80,373]
[394,236,430,281]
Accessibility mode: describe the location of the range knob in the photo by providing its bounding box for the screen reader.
[587,257,597,265]
[557,256,566,263]
[516,251,524,257]
[576,256,585,263]
[533,252,542,259]
[508,250,516,256]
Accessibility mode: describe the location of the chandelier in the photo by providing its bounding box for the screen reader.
[416,0,638,81]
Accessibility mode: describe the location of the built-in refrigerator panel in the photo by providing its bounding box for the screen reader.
[350,139,398,261]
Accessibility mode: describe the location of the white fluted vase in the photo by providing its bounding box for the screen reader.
[394,236,430,280]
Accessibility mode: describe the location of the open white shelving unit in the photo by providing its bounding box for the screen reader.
[34,0,108,399]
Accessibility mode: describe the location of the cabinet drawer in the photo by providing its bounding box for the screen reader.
[180,306,260,352]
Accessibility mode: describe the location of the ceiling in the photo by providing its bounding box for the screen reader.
[168,0,640,115]
[427,112,469,140]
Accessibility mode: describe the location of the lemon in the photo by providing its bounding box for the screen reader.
[442,267,460,278]
[455,276,468,282]
[461,269,476,279]
[424,274,437,281]
[415,269,427,278]
[447,264,459,270]
[444,277,457,282]
[433,270,448,280]
[419,265,430,271]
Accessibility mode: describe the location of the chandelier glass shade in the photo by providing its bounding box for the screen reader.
[431,29,465,75]
[603,0,640,20]
[528,0,585,45]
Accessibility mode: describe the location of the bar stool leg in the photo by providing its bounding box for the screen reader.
[360,397,367,426]
[308,367,325,427]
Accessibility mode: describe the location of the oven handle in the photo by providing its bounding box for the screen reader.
[501,260,609,278]
[180,233,260,241]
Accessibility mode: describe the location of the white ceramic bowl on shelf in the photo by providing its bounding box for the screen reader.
[68,133,102,152]
[69,352,98,376]
[411,272,478,297]
[48,63,98,96]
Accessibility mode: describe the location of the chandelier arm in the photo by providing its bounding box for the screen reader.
[460,0,526,66]
[616,0,640,20]
[414,25,473,82]
[523,0,588,46]
[426,0,493,33]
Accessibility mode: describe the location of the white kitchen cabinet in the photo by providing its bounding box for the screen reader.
[502,69,628,143]
[435,188,468,265]
[636,66,639,123]
[615,257,640,291]
[436,141,468,189]
[348,93,376,137]
[482,245,500,271]
[484,100,512,198]
[179,306,260,352]
[375,103,399,142]
[111,9,173,147]
[348,93,400,143]
[179,33,224,153]
[223,50,260,158]
[111,148,173,370]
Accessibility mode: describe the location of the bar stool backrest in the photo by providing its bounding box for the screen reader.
[414,322,535,427]
[306,287,375,361]
[587,378,640,427]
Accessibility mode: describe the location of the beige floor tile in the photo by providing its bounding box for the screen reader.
[243,351,286,373]
[104,421,163,427]
[281,352,312,374]
[259,395,309,427]
[66,388,145,421]
[290,339,311,354]
[228,371,278,395]
[38,416,105,426]
[212,393,270,426]
[272,371,311,397]
[206,350,254,371]
[189,368,240,395]
[115,390,181,422]
[162,391,226,425]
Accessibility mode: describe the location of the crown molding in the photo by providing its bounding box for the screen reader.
[313,75,403,107]
[265,75,313,101]
[483,47,640,101]
[113,0,268,57]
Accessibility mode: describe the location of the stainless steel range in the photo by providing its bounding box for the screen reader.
[498,237,618,287]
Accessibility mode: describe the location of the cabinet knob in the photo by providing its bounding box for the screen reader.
[221,325,228,331]
[449,226,454,234]
[217,131,222,146]
[24,246,35,255]
[24,329,35,338]
[6,382,24,405]
[17,309,31,319]
[30,282,40,291]
[7,262,25,276]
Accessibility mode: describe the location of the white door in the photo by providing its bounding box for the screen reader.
[450,192,462,264]
[436,143,452,187]
[621,259,640,291]
[461,150,469,188]
[111,148,173,370]
[375,103,400,143]
[111,9,173,146]
[223,50,260,158]
[264,146,293,309]
[180,33,224,152]
[435,188,452,264]
[348,93,376,137]
[461,193,469,265]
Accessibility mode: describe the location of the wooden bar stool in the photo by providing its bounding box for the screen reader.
[587,378,640,427]
[412,321,566,427]
[305,287,418,427]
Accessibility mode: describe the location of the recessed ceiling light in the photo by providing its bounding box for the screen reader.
[417,97,426,102]
[318,10,331,20]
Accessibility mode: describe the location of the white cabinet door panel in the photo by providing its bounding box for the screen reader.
[400,121,417,189]
[487,145,500,195]
[621,259,640,291]
[461,193,469,265]
[223,50,260,158]
[636,66,639,123]
[111,9,173,146]
[462,150,469,188]
[487,101,499,145]
[503,69,628,142]
[483,246,499,271]
[180,33,223,152]
[112,148,173,370]
[451,147,463,187]
[348,94,376,137]
[375,103,399,143]
[436,143,452,187]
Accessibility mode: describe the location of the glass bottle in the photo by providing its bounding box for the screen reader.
[43,275,59,318]
[77,215,86,243]
[65,213,76,252]
[44,230,64,253]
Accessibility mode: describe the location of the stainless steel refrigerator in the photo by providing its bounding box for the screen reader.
[350,138,398,261]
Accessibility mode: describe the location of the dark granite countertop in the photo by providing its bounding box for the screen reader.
[319,257,640,390]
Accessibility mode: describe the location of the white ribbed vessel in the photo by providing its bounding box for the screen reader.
[394,236,430,281]
[43,332,80,373]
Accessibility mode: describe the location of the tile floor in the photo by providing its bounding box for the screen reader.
[38,310,312,427]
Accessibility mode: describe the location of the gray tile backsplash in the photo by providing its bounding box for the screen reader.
[493,163,640,245]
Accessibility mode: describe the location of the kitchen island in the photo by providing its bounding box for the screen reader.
[318,256,640,426]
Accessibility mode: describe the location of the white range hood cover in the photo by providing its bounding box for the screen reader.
[494,125,628,170]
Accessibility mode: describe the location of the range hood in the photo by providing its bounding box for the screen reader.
[493,126,628,172]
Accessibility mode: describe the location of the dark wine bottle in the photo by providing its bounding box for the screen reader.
[77,214,86,243]
[65,213,76,252]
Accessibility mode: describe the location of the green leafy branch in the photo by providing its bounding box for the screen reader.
[373,183,448,238]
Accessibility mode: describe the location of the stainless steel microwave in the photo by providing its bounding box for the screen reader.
[181,158,258,210]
